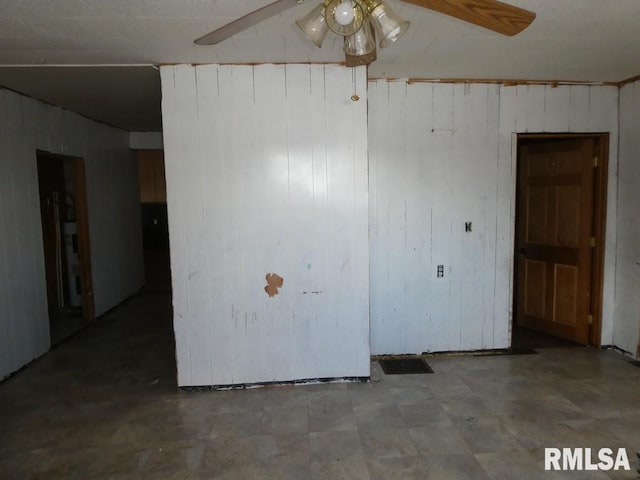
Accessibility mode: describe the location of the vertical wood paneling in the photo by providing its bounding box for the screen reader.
[0,90,47,379]
[385,81,408,349]
[458,84,500,350]
[370,81,504,354]
[0,91,19,377]
[568,86,591,131]
[615,80,640,356]
[82,130,143,317]
[253,64,290,382]
[285,65,312,380]
[161,64,369,387]
[183,64,213,387]
[369,80,619,354]
[588,87,619,345]
[323,65,369,376]
[199,65,228,386]
[370,81,502,354]
[404,83,432,351]
[305,65,331,372]
[543,86,571,132]
[0,88,143,380]
[160,64,192,385]
[368,81,386,351]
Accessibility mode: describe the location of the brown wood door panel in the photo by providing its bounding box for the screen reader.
[523,259,546,317]
[516,138,595,345]
[137,150,166,204]
[72,157,95,321]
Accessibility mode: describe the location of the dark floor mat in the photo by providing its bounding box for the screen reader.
[379,358,434,375]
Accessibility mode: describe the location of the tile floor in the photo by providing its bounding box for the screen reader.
[1,293,639,479]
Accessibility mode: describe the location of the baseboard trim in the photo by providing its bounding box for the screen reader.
[179,376,369,392]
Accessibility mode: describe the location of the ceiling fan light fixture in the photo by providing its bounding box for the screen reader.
[344,20,377,66]
[344,20,376,56]
[368,1,410,48]
[295,2,330,48]
[326,0,366,36]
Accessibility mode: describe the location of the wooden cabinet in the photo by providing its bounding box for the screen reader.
[137,149,166,203]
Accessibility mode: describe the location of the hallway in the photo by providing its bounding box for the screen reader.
[0,292,639,479]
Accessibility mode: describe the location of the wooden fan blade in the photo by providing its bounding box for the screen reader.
[401,0,535,36]
[195,0,307,45]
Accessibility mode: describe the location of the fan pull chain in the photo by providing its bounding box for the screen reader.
[351,67,360,101]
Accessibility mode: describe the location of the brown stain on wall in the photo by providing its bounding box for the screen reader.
[264,273,284,298]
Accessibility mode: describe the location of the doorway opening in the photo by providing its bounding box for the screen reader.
[136,149,171,293]
[511,134,608,349]
[37,151,94,346]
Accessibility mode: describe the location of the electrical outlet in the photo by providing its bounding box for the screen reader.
[437,265,444,278]
[465,221,472,232]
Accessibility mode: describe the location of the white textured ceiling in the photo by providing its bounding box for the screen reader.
[1,0,639,130]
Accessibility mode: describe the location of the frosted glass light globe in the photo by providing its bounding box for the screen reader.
[334,1,355,26]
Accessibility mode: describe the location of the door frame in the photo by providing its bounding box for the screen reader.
[512,133,609,346]
[37,151,95,322]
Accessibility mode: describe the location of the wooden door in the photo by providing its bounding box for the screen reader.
[516,138,597,344]
[72,157,95,321]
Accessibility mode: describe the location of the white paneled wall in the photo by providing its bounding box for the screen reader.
[161,64,369,387]
[369,81,619,354]
[0,88,144,380]
[615,81,640,356]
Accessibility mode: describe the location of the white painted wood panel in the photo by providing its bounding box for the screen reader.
[0,88,144,380]
[615,80,640,356]
[161,64,369,387]
[369,81,502,354]
[369,81,619,354]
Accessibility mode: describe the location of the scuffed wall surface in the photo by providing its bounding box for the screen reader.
[0,88,144,380]
[369,81,619,354]
[615,81,640,356]
[161,64,369,386]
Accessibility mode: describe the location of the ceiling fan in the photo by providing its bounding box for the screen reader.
[195,0,535,67]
